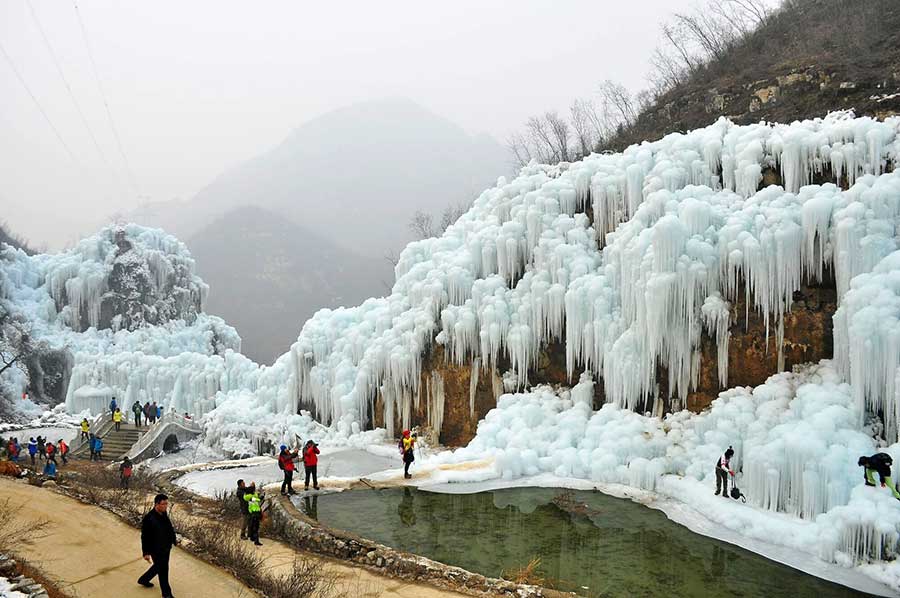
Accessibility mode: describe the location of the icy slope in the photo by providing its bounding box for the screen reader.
[240,111,900,442]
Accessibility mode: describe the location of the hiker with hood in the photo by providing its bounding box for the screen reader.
[278,444,299,495]
[715,446,735,498]
[27,437,37,466]
[138,493,179,596]
[132,400,143,428]
[120,457,134,489]
[236,479,251,539]
[109,397,117,417]
[113,408,123,431]
[43,458,57,479]
[58,439,68,465]
[304,440,320,491]
[93,435,104,461]
[858,453,900,499]
[7,438,19,462]
[243,482,263,546]
[156,403,162,420]
[80,418,90,441]
[399,430,416,479]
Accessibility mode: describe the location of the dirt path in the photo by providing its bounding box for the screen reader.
[1,478,467,598]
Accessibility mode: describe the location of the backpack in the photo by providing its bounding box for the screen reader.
[123,465,133,478]
[730,486,746,502]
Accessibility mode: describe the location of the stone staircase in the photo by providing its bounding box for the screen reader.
[71,422,144,461]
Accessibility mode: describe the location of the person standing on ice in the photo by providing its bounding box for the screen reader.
[277,445,299,495]
[400,430,416,479]
[303,440,320,491]
[858,453,900,499]
[132,401,143,428]
[714,446,735,498]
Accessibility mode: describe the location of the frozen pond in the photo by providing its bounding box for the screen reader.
[175,448,399,496]
[303,486,870,598]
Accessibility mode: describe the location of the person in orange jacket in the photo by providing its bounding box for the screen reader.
[303,440,320,491]
[58,439,69,465]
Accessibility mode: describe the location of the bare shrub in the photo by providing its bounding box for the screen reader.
[0,498,52,553]
[173,513,346,598]
[502,556,548,587]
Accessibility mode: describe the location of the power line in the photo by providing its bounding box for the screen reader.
[0,37,81,165]
[71,0,139,196]
[26,0,123,192]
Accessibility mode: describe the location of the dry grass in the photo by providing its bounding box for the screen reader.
[501,556,547,587]
[172,514,343,598]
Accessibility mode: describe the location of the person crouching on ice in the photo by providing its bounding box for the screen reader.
[858,453,900,499]
[714,446,735,498]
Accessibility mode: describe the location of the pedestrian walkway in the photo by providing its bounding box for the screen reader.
[0,478,249,597]
[0,478,468,598]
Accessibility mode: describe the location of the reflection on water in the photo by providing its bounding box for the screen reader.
[301,487,866,598]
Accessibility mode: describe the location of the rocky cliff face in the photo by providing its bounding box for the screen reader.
[380,166,846,447]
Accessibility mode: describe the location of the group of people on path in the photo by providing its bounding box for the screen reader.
[109,397,163,429]
[80,418,105,461]
[1,434,69,478]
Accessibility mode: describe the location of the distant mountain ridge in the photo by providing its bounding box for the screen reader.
[189,205,387,364]
[128,98,509,362]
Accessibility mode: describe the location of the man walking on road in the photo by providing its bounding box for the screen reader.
[139,493,178,598]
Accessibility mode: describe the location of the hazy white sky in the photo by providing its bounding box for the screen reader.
[1,0,697,248]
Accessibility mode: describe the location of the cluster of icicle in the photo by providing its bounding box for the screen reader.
[281,111,900,439]
[37,223,209,331]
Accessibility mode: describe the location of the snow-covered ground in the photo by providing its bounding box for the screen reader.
[172,446,399,497]
[0,576,28,598]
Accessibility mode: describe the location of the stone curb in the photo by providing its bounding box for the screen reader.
[0,553,51,598]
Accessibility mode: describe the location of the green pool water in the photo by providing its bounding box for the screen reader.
[297,486,868,598]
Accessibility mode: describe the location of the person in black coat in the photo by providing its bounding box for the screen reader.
[138,493,178,597]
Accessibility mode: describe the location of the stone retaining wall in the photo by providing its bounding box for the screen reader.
[0,554,50,598]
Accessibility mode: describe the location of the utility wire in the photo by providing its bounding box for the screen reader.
[71,0,139,195]
[26,0,123,191]
[0,37,80,165]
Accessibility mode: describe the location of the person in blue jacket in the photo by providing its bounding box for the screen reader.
[93,436,104,461]
[109,397,118,416]
[43,459,57,479]
[27,437,38,466]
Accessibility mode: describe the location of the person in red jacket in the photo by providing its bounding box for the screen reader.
[303,440,320,491]
[277,445,298,496]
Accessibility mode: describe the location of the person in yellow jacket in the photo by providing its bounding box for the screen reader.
[243,483,263,546]
[113,408,123,432]
[80,418,90,442]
